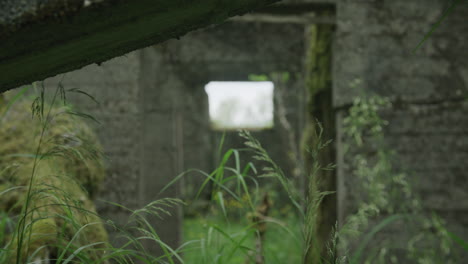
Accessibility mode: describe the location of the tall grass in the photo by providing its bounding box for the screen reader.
[176,93,468,264]
[163,121,337,264]
[0,83,185,263]
[2,82,466,264]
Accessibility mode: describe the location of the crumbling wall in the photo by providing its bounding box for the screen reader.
[334,0,468,260]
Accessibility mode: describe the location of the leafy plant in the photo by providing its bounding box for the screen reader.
[339,93,464,264]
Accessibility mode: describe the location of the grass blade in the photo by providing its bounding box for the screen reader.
[413,0,461,53]
[1,85,31,121]
[350,214,406,264]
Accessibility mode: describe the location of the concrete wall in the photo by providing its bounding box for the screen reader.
[40,14,308,257]
[43,50,184,257]
[333,0,468,260]
[35,0,467,261]
[153,20,307,202]
[0,0,282,91]
[44,52,142,219]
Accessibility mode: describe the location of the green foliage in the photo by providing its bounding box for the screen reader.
[0,83,109,263]
[0,85,31,121]
[166,122,335,264]
[248,72,290,83]
[2,78,465,264]
[183,216,302,264]
[248,74,269,82]
[339,93,465,264]
[0,83,185,264]
[343,95,390,147]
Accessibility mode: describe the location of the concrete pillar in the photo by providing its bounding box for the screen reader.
[138,46,184,257]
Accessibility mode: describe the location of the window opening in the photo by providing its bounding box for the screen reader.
[204,81,274,130]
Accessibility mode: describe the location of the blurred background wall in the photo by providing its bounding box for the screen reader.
[37,0,467,260]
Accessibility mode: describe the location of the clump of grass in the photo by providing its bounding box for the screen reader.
[240,128,335,264]
[0,83,184,264]
[165,120,334,264]
[178,93,468,264]
[183,215,302,264]
[0,83,108,263]
[3,80,464,264]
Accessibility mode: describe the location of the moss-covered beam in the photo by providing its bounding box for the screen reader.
[0,0,279,92]
[302,22,335,264]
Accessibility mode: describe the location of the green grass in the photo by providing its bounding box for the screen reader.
[3,82,467,264]
[0,83,186,263]
[182,215,302,264]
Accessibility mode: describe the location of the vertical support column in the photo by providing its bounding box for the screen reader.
[43,52,143,247]
[138,46,183,258]
[302,22,335,263]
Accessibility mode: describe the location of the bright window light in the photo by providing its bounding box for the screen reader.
[205,81,274,130]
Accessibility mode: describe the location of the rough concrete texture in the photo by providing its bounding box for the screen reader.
[43,51,144,247]
[0,0,83,28]
[334,0,468,260]
[334,0,467,106]
[42,45,188,257]
[138,46,185,254]
[5,0,466,261]
[36,14,307,257]
[0,0,281,92]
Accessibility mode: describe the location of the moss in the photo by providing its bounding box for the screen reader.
[0,93,108,262]
[305,23,333,110]
[0,94,105,196]
[302,23,335,264]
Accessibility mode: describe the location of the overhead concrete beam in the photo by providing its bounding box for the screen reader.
[0,0,279,92]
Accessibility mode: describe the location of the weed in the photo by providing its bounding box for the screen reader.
[339,94,464,264]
